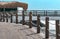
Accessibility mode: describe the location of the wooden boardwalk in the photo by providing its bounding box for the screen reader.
[0,22,44,39]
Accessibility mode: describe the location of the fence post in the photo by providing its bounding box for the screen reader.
[29,12,32,28]
[37,15,40,33]
[58,20,60,39]
[6,14,8,22]
[10,14,13,23]
[16,13,18,24]
[3,12,5,22]
[54,11,57,16]
[56,20,60,39]
[46,11,47,16]
[44,10,45,16]
[0,13,2,22]
[45,17,49,39]
[22,10,25,25]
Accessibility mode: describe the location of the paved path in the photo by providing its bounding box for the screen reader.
[0,22,44,39]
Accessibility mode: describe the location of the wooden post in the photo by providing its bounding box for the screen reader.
[0,13,2,22]
[58,21,60,39]
[0,13,1,22]
[6,14,8,22]
[56,20,59,39]
[36,11,37,16]
[45,17,49,39]
[3,8,5,22]
[46,11,47,16]
[54,11,57,16]
[29,12,32,28]
[3,12,5,22]
[16,13,18,24]
[44,10,45,16]
[37,15,40,33]
[10,14,13,23]
[22,10,25,25]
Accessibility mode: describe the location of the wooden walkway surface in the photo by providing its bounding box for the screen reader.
[0,22,44,39]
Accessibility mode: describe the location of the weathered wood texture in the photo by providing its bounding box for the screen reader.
[45,17,49,39]
[6,13,8,22]
[22,10,25,25]
[37,15,40,33]
[56,20,60,39]
[29,12,32,28]
[16,13,18,24]
[10,14,13,23]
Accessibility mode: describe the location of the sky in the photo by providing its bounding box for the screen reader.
[1,0,60,10]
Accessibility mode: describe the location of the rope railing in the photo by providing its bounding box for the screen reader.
[32,21,56,37]
[26,15,56,37]
[47,28,56,36]
[48,21,55,25]
[58,24,60,26]
[26,20,56,37]
[58,34,60,36]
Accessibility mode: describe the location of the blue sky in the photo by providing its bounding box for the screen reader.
[1,0,60,10]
